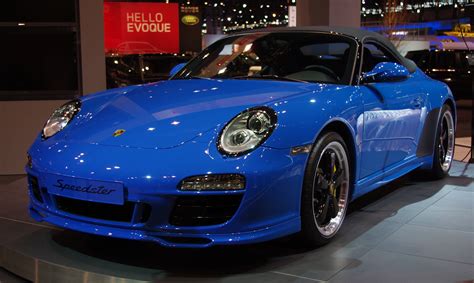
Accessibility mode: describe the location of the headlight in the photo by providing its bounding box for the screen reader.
[42,100,81,139]
[218,107,277,156]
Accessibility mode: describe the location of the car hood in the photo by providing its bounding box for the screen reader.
[65,79,315,149]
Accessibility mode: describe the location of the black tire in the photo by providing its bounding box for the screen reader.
[298,132,351,248]
[429,104,455,179]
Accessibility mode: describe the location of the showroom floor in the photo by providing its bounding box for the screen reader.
[0,161,473,283]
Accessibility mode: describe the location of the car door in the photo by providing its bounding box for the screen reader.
[358,41,423,180]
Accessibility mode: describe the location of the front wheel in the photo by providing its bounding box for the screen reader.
[299,132,351,248]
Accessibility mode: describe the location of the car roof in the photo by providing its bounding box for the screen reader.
[234,26,417,73]
[407,49,469,53]
[238,26,383,41]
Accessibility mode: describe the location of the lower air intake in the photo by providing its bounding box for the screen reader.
[169,195,243,226]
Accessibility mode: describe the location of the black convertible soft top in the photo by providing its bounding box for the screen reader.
[236,26,417,73]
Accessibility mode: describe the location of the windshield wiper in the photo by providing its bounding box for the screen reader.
[233,74,309,83]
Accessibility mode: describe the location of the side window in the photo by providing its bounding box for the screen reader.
[433,51,456,69]
[455,52,468,69]
[467,52,474,67]
[299,42,352,82]
[406,51,429,69]
[361,42,399,73]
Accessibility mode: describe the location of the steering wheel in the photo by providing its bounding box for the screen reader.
[304,65,340,81]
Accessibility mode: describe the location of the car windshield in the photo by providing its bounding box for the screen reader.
[172,32,357,85]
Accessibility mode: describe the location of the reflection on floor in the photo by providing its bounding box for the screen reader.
[0,161,473,283]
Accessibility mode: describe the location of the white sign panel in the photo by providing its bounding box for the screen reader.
[289,6,297,27]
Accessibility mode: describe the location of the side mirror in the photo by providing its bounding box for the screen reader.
[169,63,187,77]
[362,62,410,83]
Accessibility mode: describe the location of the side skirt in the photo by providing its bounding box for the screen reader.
[351,155,432,200]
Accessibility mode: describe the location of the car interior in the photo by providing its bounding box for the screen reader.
[248,37,354,84]
[361,43,397,73]
[187,33,357,85]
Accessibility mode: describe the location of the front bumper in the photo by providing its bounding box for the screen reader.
[26,137,307,247]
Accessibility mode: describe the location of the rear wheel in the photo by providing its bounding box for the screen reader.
[299,132,351,247]
[430,105,455,179]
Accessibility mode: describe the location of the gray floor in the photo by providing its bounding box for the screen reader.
[0,162,473,283]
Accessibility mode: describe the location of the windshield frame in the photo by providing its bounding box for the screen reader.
[171,31,360,86]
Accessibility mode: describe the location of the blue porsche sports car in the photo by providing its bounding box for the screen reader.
[26,27,456,248]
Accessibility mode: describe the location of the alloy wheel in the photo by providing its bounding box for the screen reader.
[311,141,350,238]
[438,110,455,172]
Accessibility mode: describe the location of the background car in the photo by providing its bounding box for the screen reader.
[106,53,192,89]
[406,49,473,100]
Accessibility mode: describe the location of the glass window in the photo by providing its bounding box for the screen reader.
[173,32,357,85]
[433,51,457,69]
[106,54,191,89]
[0,0,79,100]
[467,53,474,67]
[361,42,399,73]
[430,51,473,69]
[0,0,76,23]
[405,50,429,69]
[0,28,78,92]
[142,55,190,79]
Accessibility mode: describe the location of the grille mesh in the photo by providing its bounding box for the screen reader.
[55,196,151,223]
[169,195,243,226]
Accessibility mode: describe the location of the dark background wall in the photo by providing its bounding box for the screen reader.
[0,0,106,174]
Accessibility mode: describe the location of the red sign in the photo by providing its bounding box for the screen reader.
[104,2,180,55]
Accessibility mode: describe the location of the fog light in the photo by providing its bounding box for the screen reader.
[179,174,245,191]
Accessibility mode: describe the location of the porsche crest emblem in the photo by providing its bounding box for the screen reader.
[113,129,126,137]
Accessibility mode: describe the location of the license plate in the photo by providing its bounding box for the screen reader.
[43,174,124,205]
